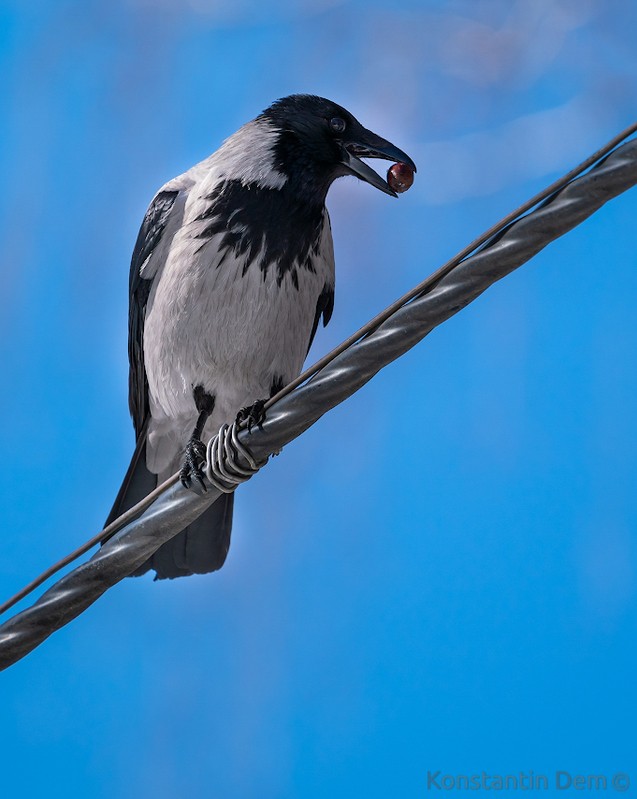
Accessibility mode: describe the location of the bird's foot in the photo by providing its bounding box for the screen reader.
[236,399,267,432]
[180,437,207,491]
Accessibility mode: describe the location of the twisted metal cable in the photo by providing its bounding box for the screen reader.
[0,136,636,670]
[205,422,267,492]
[4,122,636,616]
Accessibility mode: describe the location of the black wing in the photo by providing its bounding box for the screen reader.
[306,282,335,356]
[128,189,179,439]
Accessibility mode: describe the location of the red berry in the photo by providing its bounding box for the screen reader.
[387,162,414,194]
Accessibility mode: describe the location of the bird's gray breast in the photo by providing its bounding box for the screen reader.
[143,180,335,432]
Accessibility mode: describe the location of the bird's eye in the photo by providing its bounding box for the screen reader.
[329,117,346,134]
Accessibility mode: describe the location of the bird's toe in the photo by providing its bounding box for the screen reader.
[180,438,208,492]
[236,399,267,432]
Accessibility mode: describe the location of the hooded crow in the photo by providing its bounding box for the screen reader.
[106,94,416,579]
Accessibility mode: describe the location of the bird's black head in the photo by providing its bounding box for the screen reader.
[259,94,416,202]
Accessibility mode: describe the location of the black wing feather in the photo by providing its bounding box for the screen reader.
[307,282,335,356]
[128,190,179,439]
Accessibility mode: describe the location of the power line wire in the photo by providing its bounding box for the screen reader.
[3,122,636,617]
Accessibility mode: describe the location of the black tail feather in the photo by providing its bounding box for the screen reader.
[140,493,234,579]
[105,428,155,528]
[106,427,234,580]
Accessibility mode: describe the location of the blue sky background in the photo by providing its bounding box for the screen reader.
[1,0,636,796]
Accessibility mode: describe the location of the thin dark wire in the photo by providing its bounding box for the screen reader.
[1,120,636,619]
[264,120,637,412]
[0,474,179,616]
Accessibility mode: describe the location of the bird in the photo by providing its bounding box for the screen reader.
[106,94,415,580]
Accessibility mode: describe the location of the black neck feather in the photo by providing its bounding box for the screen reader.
[195,179,327,286]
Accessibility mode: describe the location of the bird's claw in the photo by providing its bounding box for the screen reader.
[180,437,207,492]
[236,399,267,432]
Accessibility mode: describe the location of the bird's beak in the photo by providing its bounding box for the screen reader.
[340,130,417,197]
